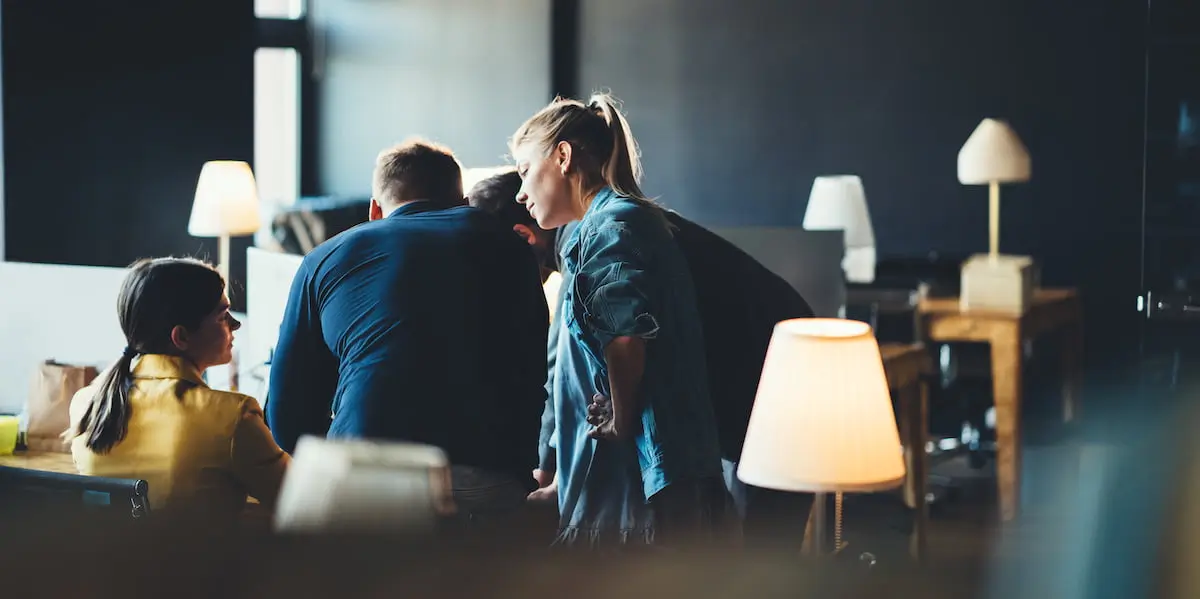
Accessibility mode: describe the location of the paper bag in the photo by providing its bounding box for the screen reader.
[25,360,99,452]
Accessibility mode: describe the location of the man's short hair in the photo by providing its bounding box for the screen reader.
[468,169,561,274]
[372,138,464,206]
[467,170,532,228]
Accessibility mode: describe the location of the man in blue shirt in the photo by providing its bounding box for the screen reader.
[267,141,549,517]
[468,171,815,549]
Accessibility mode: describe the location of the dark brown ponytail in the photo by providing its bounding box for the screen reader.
[78,349,137,454]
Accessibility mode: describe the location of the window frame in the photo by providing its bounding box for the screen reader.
[255,16,319,197]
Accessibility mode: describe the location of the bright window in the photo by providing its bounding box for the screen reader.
[254,47,300,244]
[255,0,305,19]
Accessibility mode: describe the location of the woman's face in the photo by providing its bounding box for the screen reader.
[513,141,579,230]
[179,293,240,372]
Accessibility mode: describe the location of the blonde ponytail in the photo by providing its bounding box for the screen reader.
[588,93,649,204]
[511,92,665,220]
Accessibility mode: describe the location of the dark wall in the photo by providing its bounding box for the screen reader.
[312,0,549,197]
[2,0,254,304]
[579,0,1147,364]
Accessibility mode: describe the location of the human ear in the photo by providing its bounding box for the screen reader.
[556,141,574,175]
[513,224,538,246]
[169,325,191,352]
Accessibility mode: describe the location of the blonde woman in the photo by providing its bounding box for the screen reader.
[510,94,729,548]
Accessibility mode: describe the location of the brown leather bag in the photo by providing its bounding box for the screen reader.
[25,360,98,452]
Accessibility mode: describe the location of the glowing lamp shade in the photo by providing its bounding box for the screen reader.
[738,318,905,493]
[188,160,262,237]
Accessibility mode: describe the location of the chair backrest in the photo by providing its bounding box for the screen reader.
[0,465,150,520]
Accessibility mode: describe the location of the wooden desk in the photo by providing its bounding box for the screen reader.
[0,449,76,473]
[0,450,263,508]
[880,342,933,562]
[918,288,1083,521]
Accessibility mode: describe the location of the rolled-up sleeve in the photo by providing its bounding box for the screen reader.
[574,221,661,348]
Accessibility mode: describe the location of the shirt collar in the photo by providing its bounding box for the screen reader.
[387,200,450,218]
[558,187,617,261]
[131,354,207,386]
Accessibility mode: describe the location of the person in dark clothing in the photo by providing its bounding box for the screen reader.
[466,170,559,490]
[469,170,816,548]
[464,168,558,284]
[267,140,549,519]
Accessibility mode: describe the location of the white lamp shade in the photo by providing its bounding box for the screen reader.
[802,175,875,249]
[957,118,1032,185]
[188,160,262,237]
[737,318,906,493]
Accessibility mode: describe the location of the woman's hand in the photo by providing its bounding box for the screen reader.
[593,336,644,442]
[585,393,632,441]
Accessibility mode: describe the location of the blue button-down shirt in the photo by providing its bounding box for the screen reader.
[266,201,549,485]
[553,188,723,525]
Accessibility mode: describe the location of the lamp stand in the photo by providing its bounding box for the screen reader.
[216,233,238,393]
[988,180,1000,260]
[217,233,231,283]
[806,491,848,557]
[960,179,1036,314]
[809,491,827,556]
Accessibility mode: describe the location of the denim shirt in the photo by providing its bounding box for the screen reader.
[555,188,723,503]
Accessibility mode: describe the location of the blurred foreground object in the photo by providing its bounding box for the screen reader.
[273,436,454,534]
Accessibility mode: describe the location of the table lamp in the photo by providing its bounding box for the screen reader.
[802,175,876,284]
[737,318,905,556]
[957,118,1035,314]
[188,160,262,282]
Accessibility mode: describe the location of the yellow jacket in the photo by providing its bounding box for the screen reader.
[68,354,289,519]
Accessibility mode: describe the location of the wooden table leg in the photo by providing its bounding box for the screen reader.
[898,386,916,509]
[898,380,930,561]
[991,323,1024,521]
[1062,320,1083,423]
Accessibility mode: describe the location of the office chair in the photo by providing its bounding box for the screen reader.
[0,465,150,520]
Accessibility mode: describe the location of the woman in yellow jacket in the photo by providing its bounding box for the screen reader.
[67,257,289,521]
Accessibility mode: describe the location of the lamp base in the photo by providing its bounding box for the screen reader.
[960,253,1036,315]
[843,246,877,284]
